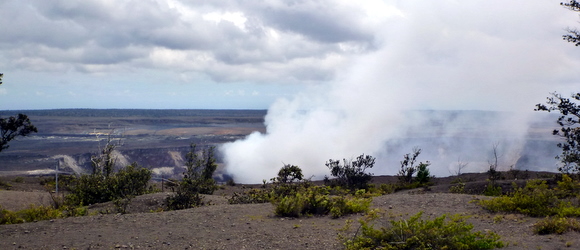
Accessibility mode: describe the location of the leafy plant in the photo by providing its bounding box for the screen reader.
[273,186,371,218]
[449,182,466,194]
[483,184,503,197]
[536,92,580,174]
[66,163,152,207]
[275,164,304,184]
[325,154,375,190]
[228,188,273,204]
[396,148,433,189]
[415,162,432,185]
[165,144,218,210]
[533,217,580,235]
[478,178,580,217]
[342,211,504,249]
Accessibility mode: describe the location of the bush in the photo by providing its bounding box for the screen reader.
[273,186,371,218]
[275,164,304,184]
[478,179,580,217]
[483,183,503,196]
[165,144,218,210]
[0,179,12,190]
[396,148,433,189]
[449,182,466,194]
[415,162,431,185]
[66,163,152,206]
[342,211,504,249]
[228,188,273,204]
[325,154,375,190]
[0,204,88,225]
[533,217,580,235]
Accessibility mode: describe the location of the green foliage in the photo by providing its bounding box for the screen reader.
[0,204,88,225]
[533,217,580,235]
[415,162,431,184]
[229,165,312,205]
[325,154,375,190]
[478,178,580,217]
[343,211,504,249]
[483,184,503,197]
[275,164,304,184]
[66,163,152,206]
[164,191,204,210]
[228,188,273,204]
[378,183,396,195]
[0,179,12,190]
[12,176,24,183]
[165,144,218,210]
[398,148,421,184]
[396,148,433,189]
[536,92,580,174]
[0,113,38,153]
[449,182,466,194]
[273,186,371,218]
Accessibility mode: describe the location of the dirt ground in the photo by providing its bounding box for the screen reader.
[1,174,578,249]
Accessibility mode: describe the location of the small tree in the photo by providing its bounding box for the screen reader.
[398,148,421,183]
[275,164,304,184]
[397,148,432,187]
[0,73,38,153]
[415,162,432,185]
[165,144,218,210]
[325,154,375,190]
[536,92,580,174]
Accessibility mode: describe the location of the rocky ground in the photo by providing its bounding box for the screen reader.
[1,174,579,249]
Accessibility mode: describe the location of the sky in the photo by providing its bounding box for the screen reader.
[2,1,580,182]
[1,0,579,110]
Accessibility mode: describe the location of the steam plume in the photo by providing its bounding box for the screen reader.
[220,2,573,184]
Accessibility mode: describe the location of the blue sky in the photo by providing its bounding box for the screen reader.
[1,0,580,110]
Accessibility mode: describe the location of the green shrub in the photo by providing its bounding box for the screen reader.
[228,188,273,204]
[0,179,12,190]
[17,205,63,222]
[1,205,59,224]
[165,144,218,210]
[395,148,433,190]
[274,164,304,184]
[450,182,466,194]
[478,179,580,217]
[165,191,204,210]
[12,176,24,183]
[0,207,22,224]
[483,183,502,196]
[329,195,371,218]
[325,154,375,190]
[534,217,580,235]
[66,163,152,206]
[0,204,88,225]
[343,211,504,249]
[415,162,432,185]
[273,186,371,218]
[378,183,396,195]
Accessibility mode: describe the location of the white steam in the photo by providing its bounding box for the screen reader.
[220,1,578,183]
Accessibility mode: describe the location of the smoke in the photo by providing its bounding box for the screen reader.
[220,1,574,184]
